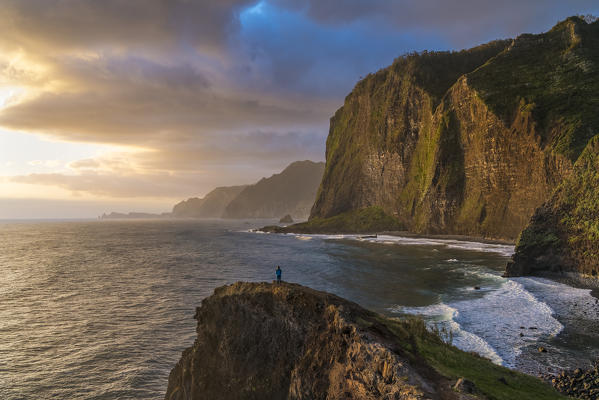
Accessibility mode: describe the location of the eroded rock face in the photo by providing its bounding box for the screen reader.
[164,283,441,400]
[505,135,599,278]
[311,17,599,242]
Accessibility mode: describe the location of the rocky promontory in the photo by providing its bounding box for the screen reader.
[165,282,562,399]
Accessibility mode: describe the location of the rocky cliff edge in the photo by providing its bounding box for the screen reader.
[165,282,563,400]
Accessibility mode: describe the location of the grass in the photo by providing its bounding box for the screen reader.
[467,16,599,161]
[262,206,402,234]
[378,316,565,400]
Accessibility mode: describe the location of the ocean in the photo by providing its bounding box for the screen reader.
[1,219,598,399]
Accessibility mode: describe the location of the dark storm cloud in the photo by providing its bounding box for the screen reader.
[0,0,256,53]
[0,52,333,144]
[271,0,598,39]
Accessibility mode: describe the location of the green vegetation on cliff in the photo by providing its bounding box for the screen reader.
[467,16,599,161]
[262,206,402,234]
[379,317,564,400]
[165,282,563,400]
[315,40,510,222]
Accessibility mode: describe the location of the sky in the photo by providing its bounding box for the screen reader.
[0,1,597,218]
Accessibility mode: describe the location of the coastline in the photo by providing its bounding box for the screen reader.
[257,227,599,379]
[521,271,599,298]
[380,230,516,246]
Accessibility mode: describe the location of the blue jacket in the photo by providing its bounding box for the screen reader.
[276,268,282,277]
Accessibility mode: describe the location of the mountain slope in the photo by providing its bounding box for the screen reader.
[309,17,599,241]
[223,160,325,220]
[172,186,247,218]
[165,282,563,400]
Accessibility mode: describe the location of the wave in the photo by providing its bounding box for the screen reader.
[390,279,564,368]
[281,233,515,256]
[295,235,312,241]
[391,303,504,365]
[514,277,599,328]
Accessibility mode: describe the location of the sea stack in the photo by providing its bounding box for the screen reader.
[279,214,294,223]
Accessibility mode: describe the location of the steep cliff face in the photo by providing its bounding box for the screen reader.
[172,186,247,218]
[223,161,325,220]
[505,135,599,278]
[311,17,599,241]
[165,282,562,400]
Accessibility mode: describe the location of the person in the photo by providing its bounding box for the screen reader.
[275,266,282,284]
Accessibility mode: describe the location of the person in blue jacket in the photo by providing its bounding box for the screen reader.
[275,266,282,283]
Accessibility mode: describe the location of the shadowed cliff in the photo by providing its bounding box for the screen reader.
[171,161,324,220]
[172,186,248,218]
[223,161,325,220]
[165,282,563,400]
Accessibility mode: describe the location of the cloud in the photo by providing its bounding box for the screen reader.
[27,160,61,168]
[10,128,325,199]
[270,0,599,45]
[0,0,597,204]
[0,0,257,54]
[10,172,200,198]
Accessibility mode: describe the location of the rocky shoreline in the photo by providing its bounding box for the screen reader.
[542,362,599,399]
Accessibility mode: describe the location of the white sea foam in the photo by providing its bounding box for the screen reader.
[391,279,566,368]
[295,235,312,241]
[446,258,459,262]
[460,268,504,282]
[391,303,504,365]
[285,233,515,257]
[515,277,599,327]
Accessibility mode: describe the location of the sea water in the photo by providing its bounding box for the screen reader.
[1,219,598,399]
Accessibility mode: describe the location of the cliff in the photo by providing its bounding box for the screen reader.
[172,186,247,218]
[309,17,599,242]
[165,282,563,400]
[223,161,325,220]
[505,135,599,278]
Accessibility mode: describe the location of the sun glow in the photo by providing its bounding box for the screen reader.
[0,86,24,109]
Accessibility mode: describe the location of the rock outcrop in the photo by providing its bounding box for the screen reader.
[223,161,324,220]
[309,17,599,242]
[505,135,599,278]
[279,214,294,223]
[165,282,562,400]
